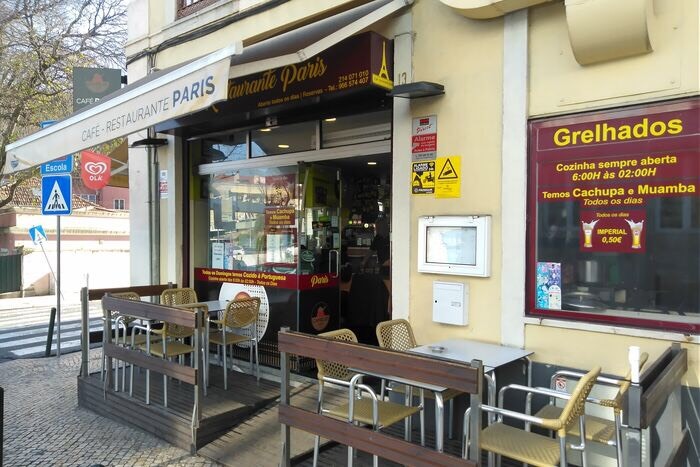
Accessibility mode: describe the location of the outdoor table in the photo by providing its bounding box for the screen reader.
[410,338,533,451]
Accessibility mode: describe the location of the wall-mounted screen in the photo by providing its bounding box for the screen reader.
[418,215,491,277]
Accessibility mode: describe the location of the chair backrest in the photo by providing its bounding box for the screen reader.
[161,287,198,306]
[554,366,602,436]
[605,352,649,413]
[104,291,141,324]
[224,297,260,329]
[160,287,198,337]
[376,319,417,351]
[316,328,358,382]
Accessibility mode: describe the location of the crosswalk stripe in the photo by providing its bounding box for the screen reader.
[0,322,101,341]
[11,339,87,357]
[0,326,102,349]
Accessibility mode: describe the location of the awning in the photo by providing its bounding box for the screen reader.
[3,0,411,175]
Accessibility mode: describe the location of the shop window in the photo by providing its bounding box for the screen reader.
[202,131,247,163]
[113,199,125,210]
[176,0,219,19]
[251,121,316,157]
[207,166,298,273]
[321,110,391,148]
[527,99,699,333]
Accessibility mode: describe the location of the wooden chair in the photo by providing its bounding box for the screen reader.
[208,297,260,389]
[530,352,649,465]
[312,328,424,467]
[463,366,602,467]
[376,319,460,442]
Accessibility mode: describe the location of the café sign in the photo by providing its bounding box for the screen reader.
[5,43,240,174]
[227,32,393,112]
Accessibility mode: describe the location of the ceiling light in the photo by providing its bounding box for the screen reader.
[367,161,377,166]
[278,144,290,149]
[259,128,272,132]
[324,117,337,122]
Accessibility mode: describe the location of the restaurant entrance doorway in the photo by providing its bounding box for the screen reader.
[193,151,392,369]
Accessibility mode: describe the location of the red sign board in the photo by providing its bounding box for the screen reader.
[579,210,646,252]
[534,100,699,213]
[227,32,393,113]
[80,150,111,190]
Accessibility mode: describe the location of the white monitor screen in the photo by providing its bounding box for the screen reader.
[426,226,477,265]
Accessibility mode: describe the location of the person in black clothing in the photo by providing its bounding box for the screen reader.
[364,217,390,278]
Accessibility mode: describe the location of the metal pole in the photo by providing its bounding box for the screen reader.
[280,327,291,467]
[45,307,56,357]
[80,287,89,377]
[56,216,61,357]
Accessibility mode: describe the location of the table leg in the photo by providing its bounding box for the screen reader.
[435,391,444,452]
[485,372,496,424]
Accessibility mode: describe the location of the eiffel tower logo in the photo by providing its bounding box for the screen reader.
[372,41,393,90]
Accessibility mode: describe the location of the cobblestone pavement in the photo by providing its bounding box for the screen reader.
[1,349,221,466]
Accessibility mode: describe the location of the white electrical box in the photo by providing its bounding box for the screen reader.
[432,281,468,325]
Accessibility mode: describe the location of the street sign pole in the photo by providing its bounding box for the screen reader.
[56,216,61,357]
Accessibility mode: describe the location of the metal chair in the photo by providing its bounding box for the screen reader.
[529,352,649,466]
[101,291,161,391]
[208,297,260,389]
[312,328,424,467]
[463,366,602,467]
[375,319,459,442]
[129,287,198,406]
[160,287,198,307]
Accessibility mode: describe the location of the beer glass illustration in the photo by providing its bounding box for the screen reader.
[625,219,644,249]
[581,220,599,248]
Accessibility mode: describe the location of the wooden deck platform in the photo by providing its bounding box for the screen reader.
[78,363,281,451]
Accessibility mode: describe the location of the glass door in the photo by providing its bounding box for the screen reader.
[296,163,342,335]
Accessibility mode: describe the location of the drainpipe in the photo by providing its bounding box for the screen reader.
[147,51,161,286]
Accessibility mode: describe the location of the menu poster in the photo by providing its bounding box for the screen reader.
[534,101,699,255]
[536,262,562,310]
[211,242,225,269]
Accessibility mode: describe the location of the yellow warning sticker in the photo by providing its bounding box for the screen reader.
[411,161,435,195]
[435,156,460,198]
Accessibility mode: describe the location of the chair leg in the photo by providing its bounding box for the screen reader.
[312,434,320,467]
[462,408,470,459]
[223,342,228,390]
[559,434,568,467]
[615,412,624,466]
[254,340,260,381]
[404,385,413,442]
[420,389,425,446]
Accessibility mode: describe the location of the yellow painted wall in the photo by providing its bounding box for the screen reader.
[527,324,700,387]
[527,0,700,387]
[529,0,699,116]
[408,1,505,345]
[146,0,365,69]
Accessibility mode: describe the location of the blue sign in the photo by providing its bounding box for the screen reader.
[28,225,48,244]
[41,175,72,216]
[41,155,73,175]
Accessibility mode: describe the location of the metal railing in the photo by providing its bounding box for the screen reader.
[278,329,483,466]
[626,343,689,466]
[79,284,173,378]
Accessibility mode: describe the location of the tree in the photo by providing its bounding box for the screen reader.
[0,0,126,208]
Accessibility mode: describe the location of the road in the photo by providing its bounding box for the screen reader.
[0,293,103,360]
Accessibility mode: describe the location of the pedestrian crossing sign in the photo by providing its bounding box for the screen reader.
[41,174,72,216]
[28,225,47,244]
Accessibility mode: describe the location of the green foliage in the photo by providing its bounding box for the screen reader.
[0,0,127,208]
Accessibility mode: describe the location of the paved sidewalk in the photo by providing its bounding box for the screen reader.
[0,349,221,466]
